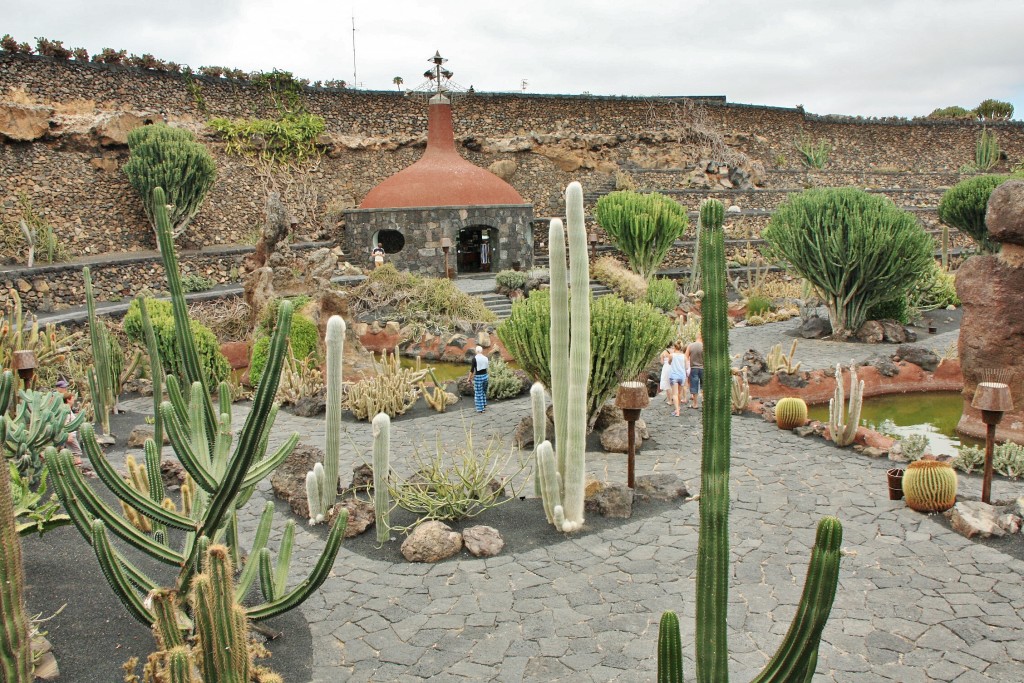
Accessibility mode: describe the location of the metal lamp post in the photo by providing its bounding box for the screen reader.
[440,237,452,278]
[971,382,1014,504]
[588,231,598,260]
[615,381,649,488]
[12,350,37,390]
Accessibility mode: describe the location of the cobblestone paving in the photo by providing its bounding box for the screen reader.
[129,319,1024,682]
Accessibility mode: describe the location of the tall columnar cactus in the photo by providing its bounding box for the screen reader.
[975,128,999,171]
[51,187,346,628]
[191,546,251,682]
[530,382,546,497]
[680,198,843,682]
[0,376,33,683]
[139,297,164,452]
[536,182,591,532]
[84,266,113,437]
[305,315,346,524]
[372,412,391,544]
[828,362,863,447]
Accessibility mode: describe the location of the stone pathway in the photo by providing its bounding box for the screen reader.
[124,319,1024,682]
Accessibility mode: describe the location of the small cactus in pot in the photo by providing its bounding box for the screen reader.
[775,397,808,430]
[903,460,957,512]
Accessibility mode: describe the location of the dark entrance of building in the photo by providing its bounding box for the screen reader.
[456,226,494,273]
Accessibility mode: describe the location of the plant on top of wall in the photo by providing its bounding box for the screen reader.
[594,190,689,281]
[763,188,933,338]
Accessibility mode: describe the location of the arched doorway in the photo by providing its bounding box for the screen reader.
[371,229,406,256]
[456,226,495,273]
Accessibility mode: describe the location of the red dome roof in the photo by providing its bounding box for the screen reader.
[359,95,526,209]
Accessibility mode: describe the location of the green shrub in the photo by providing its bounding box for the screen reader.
[494,269,527,292]
[927,106,975,120]
[486,357,525,400]
[249,313,319,386]
[497,290,673,424]
[795,137,830,170]
[594,191,688,280]
[909,261,960,312]
[763,188,933,338]
[348,265,495,326]
[865,296,911,324]
[591,256,647,302]
[975,98,1014,121]
[123,124,216,237]
[259,295,311,333]
[745,293,773,318]
[180,273,216,293]
[938,173,1022,253]
[646,277,680,311]
[122,297,229,389]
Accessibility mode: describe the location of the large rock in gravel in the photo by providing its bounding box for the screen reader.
[330,497,376,538]
[800,315,832,339]
[945,501,1005,538]
[599,420,649,453]
[462,525,504,557]
[584,482,634,518]
[401,521,463,562]
[270,444,326,520]
[956,179,1024,443]
[633,474,689,503]
[895,345,939,372]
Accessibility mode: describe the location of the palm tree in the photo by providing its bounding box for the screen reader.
[393,76,403,91]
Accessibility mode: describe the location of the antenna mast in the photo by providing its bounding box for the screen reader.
[352,15,358,89]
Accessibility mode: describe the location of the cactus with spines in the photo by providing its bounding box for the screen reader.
[372,412,391,543]
[51,187,346,629]
[0,372,33,683]
[84,266,141,440]
[139,296,164,452]
[305,315,345,524]
[535,182,590,532]
[902,460,957,512]
[658,611,683,683]
[730,368,750,414]
[4,387,85,485]
[662,198,844,682]
[828,362,863,447]
[530,382,546,496]
[775,397,808,430]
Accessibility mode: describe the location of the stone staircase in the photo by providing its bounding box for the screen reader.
[478,282,613,321]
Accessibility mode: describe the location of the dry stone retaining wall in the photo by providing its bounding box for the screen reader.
[1,52,1022,297]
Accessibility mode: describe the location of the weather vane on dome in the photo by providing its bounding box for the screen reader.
[409,51,472,99]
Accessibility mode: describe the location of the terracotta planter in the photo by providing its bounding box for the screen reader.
[886,468,904,501]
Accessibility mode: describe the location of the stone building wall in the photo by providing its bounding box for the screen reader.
[1,51,1022,274]
[345,205,534,277]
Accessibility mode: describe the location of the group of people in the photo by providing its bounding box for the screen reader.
[659,334,704,416]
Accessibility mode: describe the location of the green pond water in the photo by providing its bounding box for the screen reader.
[807,391,979,457]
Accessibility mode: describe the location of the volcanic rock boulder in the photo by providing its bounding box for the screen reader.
[956,180,1024,443]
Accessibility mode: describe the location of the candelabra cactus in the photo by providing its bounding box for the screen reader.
[535,181,591,532]
[828,362,863,447]
[4,387,85,485]
[305,315,346,524]
[659,198,843,682]
[51,187,346,628]
[372,412,391,543]
[0,374,33,683]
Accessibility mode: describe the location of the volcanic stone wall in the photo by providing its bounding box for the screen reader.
[1,51,1023,295]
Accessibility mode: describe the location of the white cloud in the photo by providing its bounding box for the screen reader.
[3,0,1022,118]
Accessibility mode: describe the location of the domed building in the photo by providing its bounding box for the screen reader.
[344,54,534,276]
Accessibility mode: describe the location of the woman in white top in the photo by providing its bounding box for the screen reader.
[658,343,673,404]
[667,341,690,416]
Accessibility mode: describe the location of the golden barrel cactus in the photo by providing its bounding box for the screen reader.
[903,460,957,512]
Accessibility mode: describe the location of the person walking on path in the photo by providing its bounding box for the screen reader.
[686,333,704,409]
[668,341,689,416]
[469,346,490,412]
[372,243,385,269]
[659,343,673,404]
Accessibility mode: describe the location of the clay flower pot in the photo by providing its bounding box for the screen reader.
[886,468,904,501]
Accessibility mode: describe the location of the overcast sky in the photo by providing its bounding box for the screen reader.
[4,0,1022,119]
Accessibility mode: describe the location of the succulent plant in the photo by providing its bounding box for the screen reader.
[903,460,957,512]
[775,397,808,430]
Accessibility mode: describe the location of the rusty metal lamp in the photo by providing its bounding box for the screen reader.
[615,381,649,488]
[12,349,37,390]
[971,382,1014,504]
[440,237,453,279]
[588,231,598,259]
